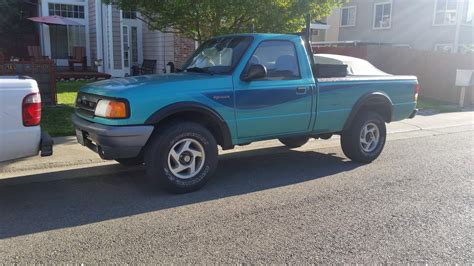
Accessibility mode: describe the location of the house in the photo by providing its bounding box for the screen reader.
[310,10,341,43]
[35,0,195,77]
[320,0,473,53]
[312,0,474,106]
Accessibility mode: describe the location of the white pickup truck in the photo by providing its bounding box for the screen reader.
[0,76,53,162]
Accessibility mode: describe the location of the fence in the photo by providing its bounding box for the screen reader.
[315,46,474,105]
[0,61,57,105]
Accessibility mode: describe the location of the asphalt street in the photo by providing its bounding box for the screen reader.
[0,127,472,263]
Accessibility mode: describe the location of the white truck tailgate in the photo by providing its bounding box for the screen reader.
[0,77,42,162]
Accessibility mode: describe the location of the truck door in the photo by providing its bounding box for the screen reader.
[233,40,314,138]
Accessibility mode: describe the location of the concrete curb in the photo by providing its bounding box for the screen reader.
[0,158,107,174]
[0,163,144,186]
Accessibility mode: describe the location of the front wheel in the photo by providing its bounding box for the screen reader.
[341,112,386,163]
[145,122,218,193]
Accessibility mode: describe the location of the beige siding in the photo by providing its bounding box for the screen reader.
[142,25,175,73]
[88,0,97,63]
[325,8,340,42]
[311,9,340,42]
[173,34,195,67]
[337,0,473,51]
[312,30,327,42]
[112,6,122,69]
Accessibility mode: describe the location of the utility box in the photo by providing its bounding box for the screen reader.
[455,69,474,107]
[455,69,474,87]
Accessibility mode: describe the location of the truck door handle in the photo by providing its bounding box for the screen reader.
[296,87,307,95]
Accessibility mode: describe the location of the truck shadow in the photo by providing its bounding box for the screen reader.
[0,146,362,239]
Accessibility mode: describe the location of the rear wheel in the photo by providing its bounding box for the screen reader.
[279,137,309,148]
[145,122,218,193]
[341,112,386,163]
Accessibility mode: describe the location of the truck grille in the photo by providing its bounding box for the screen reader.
[75,92,100,117]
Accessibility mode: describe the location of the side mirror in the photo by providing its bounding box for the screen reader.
[241,64,267,82]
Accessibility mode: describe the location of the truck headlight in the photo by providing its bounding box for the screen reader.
[94,99,129,119]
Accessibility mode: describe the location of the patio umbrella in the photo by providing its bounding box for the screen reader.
[27,15,84,26]
[27,16,84,63]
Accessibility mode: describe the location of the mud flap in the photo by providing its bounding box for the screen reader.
[40,131,54,157]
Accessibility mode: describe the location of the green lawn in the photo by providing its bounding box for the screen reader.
[42,80,93,136]
[417,97,461,113]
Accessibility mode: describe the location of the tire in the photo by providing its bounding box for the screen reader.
[144,122,218,193]
[116,157,144,166]
[341,112,386,163]
[279,137,309,148]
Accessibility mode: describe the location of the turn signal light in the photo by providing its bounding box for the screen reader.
[94,99,128,118]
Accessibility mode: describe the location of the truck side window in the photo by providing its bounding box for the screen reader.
[247,40,301,80]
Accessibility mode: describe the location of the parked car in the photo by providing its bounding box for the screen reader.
[0,76,53,162]
[72,34,419,193]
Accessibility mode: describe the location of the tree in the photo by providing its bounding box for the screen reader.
[107,0,346,44]
[0,0,36,57]
[0,0,35,35]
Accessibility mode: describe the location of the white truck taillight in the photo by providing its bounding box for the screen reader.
[22,92,42,126]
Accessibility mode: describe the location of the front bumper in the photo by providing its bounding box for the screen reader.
[71,114,154,160]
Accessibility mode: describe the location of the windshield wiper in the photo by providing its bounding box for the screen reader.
[185,67,214,75]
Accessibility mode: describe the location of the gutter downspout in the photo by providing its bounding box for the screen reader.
[38,1,45,57]
[453,0,464,53]
[100,1,105,73]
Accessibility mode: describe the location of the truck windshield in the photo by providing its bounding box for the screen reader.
[182,36,253,75]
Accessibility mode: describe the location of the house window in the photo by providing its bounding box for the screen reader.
[48,3,85,19]
[373,2,392,29]
[434,0,458,25]
[50,25,68,59]
[341,6,356,27]
[122,10,137,19]
[462,0,474,25]
[131,27,138,65]
[67,25,86,54]
[434,43,454,52]
[49,25,86,59]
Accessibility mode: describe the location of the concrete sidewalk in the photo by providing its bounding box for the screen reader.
[0,111,472,185]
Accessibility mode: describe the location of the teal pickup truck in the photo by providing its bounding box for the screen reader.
[72,33,418,193]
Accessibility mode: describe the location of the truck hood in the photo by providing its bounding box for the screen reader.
[79,73,231,96]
